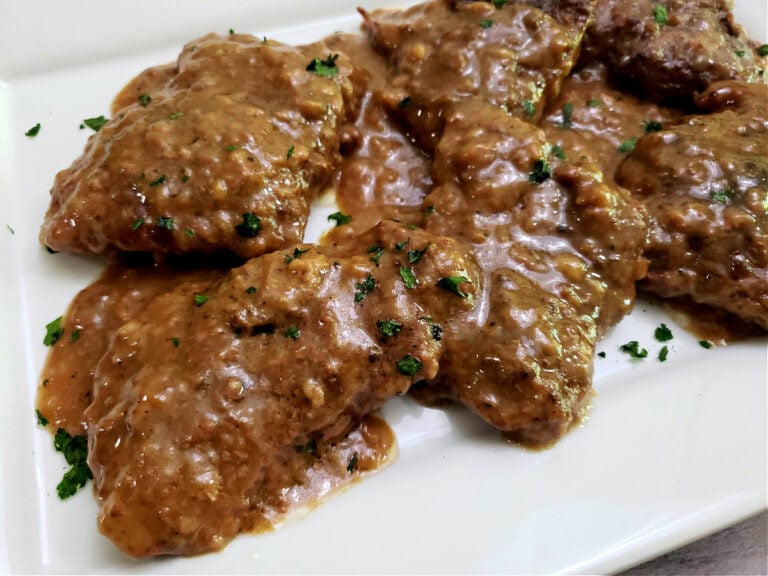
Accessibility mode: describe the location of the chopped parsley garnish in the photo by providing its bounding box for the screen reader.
[479,19,494,29]
[149,175,166,186]
[430,324,443,341]
[287,145,294,159]
[619,340,648,359]
[284,325,300,340]
[43,316,64,346]
[653,4,668,25]
[552,144,567,160]
[130,217,145,231]
[735,49,745,57]
[327,211,352,226]
[557,102,574,128]
[224,144,239,152]
[367,245,385,266]
[399,267,418,289]
[170,337,180,347]
[437,275,472,298]
[586,97,603,107]
[246,286,257,294]
[493,0,508,7]
[597,351,606,358]
[699,340,712,349]
[306,54,339,78]
[295,439,317,455]
[529,159,551,183]
[618,137,638,154]
[398,96,412,109]
[354,274,375,302]
[377,319,402,337]
[658,345,669,362]
[347,452,359,473]
[407,244,430,264]
[194,294,209,307]
[644,120,663,133]
[395,238,410,251]
[83,115,108,132]
[53,429,92,500]
[25,123,41,137]
[396,354,423,376]
[70,329,81,343]
[711,189,733,204]
[654,323,673,342]
[284,247,310,263]
[236,212,261,237]
[185,227,195,238]
[36,409,48,427]
[229,28,235,35]
[7,225,14,234]
[156,216,174,231]
[167,111,183,120]
[758,45,768,57]
[181,172,190,183]
[138,93,151,107]
[522,99,536,117]
[424,205,435,216]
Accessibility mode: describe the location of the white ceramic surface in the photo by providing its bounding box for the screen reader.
[0,1,766,573]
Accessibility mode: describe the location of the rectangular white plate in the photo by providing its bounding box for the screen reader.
[1,1,766,573]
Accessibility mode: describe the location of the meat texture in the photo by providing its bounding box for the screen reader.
[417,102,647,444]
[616,81,768,328]
[583,0,766,105]
[84,221,480,557]
[362,0,593,150]
[41,34,362,259]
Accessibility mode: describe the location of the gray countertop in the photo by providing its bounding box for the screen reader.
[619,511,767,576]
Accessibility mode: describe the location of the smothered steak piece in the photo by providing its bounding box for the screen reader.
[416,102,646,444]
[41,34,362,259]
[616,81,768,328]
[84,221,480,557]
[583,0,766,105]
[362,0,591,150]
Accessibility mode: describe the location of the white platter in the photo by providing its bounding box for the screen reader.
[0,1,766,573]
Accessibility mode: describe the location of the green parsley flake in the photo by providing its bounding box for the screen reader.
[295,439,317,455]
[597,351,606,358]
[224,145,239,152]
[284,247,310,264]
[70,329,81,343]
[138,93,151,107]
[407,244,430,264]
[399,267,418,289]
[493,0,508,7]
[653,5,668,25]
[479,19,494,29]
[25,123,41,137]
[156,216,174,231]
[149,175,166,187]
[287,145,294,159]
[284,325,300,340]
[552,144,567,160]
[194,294,209,307]
[328,211,352,226]
[522,99,536,117]
[735,49,746,57]
[558,102,574,128]
[36,409,49,427]
[347,452,359,473]
[618,137,638,154]
[711,189,733,204]
[83,116,108,132]
[377,319,402,337]
[699,340,713,349]
[367,245,385,266]
[306,54,339,78]
[758,45,768,57]
[644,120,663,133]
[170,337,180,348]
[424,205,435,216]
[587,97,603,107]
[236,212,261,237]
[43,316,64,346]
[430,324,443,341]
[395,238,409,251]
[658,345,669,362]
[437,275,472,298]
[619,340,648,359]
[246,286,257,294]
[130,217,145,231]
[398,96,412,109]
[229,28,235,35]
[529,158,551,183]
[354,274,375,302]
[181,172,190,183]
[654,323,673,342]
[396,354,423,376]
[185,227,195,238]
[167,111,183,120]
[53,429,92,500]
